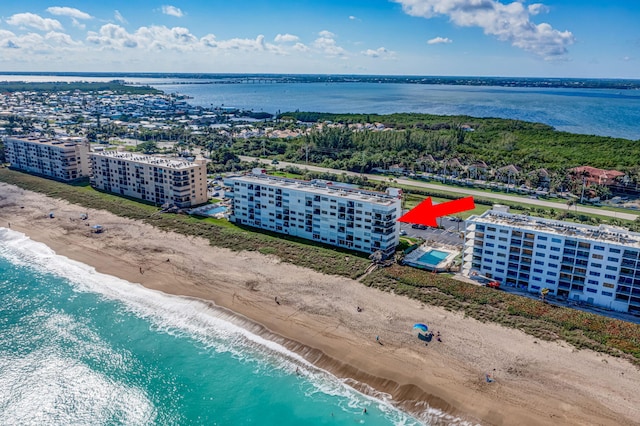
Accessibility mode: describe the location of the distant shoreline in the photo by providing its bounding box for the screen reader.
[2,72,640,90]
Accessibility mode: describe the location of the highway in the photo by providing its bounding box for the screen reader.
[239,156,639,221]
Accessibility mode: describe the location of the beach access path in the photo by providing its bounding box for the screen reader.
[239,156,638,221]
[1,182,639,426]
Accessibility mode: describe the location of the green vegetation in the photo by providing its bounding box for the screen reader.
[256,112,640,189]
[2,168,639,365]
[0,81,160,94]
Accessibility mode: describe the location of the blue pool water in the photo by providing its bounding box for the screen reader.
[417,250,449,265]
[198,205,227,216]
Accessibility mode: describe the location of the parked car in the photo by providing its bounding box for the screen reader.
[411,224,420,229]
[271,159,279,165]
[399,230,407,236]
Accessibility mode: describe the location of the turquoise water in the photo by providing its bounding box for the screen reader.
[0,228,451,425]
[200,205,227,216]
[417,250,449,266]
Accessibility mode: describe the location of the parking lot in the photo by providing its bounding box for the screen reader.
[399,215,465,247]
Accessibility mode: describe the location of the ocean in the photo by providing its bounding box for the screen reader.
[0,228,454,425]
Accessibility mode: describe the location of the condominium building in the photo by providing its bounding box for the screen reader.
[224,170,402,256]
[89,151,207,208]
[464,209,640,314]
[4,136,90,181]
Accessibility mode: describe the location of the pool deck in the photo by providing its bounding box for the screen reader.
[403,244,459,272]
[188,203,228,218]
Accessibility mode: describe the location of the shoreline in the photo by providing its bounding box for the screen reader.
[1,182,640,425]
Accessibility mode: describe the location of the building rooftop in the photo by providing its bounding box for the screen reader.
[90,150,201,170]
[469,210,640,248]
[227,173,401,206]
[7,135,87,148]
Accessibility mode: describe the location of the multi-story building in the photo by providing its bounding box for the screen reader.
[4,136,90,181]
[464,208,640,314]
[224,170,402,256]
[89,151,207,208]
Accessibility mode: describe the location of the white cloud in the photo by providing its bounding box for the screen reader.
[274,33,299,43]
[45,31,82,46]
[528,4,549,16]
[293,42,310,52]
[349,15,361,21]
[114,10,127,24]
[393,0,574,58]
[46,7,93,20]
[361,47,395,58]
[318,30,335,38]
[427,36,452,44]
[162,5,184,18]
[6,13,63,32]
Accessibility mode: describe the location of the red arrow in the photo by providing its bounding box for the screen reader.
[397,196,475,227]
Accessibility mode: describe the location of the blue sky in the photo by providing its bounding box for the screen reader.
[1,1,639,78]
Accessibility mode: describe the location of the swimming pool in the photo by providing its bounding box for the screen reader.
[194,205,227,216]
[416,249,449,265]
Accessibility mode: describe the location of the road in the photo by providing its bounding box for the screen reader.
[239,156,638,221]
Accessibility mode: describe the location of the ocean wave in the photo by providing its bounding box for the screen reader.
[0,228,471,425]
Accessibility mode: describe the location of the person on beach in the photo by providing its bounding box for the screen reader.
[275,296,280,305]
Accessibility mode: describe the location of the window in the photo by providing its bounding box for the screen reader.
[498,245,507,250]
[485,250,494,255]
[588,279,599,285]
[605,274,616,280]
[496,260,505,265]
[552,238,561,243]
[486,258,493,263]
[496,268,504,273]
[536,244,547,249]
[482,266,492,271]
[592,254,604,260]
[545,279,555,284]
[548,263,558,268]
[485,242,495,247]
[499,237,507,242]
[591,263,602,268]
[487,235,495,240]
[607,257,619,262]
[586,288,598,293]
[538,236,548,241]
[535,252,545,257]
[531,285,541,290]
[547,271,557,276]
[549,255,559,260]
[606,265,617,271]
[594,245,604,251]
[532,276,541,281]
[589,271,601,277]
[533,268,543,274]
[602,291,613,297]
[603,282,614,288]
[609,248,621,254]
[534,260,544,265]
[550,246,560,252]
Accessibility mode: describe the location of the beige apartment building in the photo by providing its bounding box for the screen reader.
[89,151,207,208]
[4,136,91,181]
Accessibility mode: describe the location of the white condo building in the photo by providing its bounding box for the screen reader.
[4,136,90,181]
[224,170,402,256]
[464,209,640,314]
[89,151,207,208]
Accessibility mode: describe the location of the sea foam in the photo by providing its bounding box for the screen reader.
[0,228,473,425]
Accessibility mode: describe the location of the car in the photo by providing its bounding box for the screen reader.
[449,216,464,222]
[271,159,279,165]
[417,224,427,230]
[411,224,420,229]
[214,186,222,190]
[399,230,407,236]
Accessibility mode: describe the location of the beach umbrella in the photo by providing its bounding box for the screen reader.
[413,323,428,332]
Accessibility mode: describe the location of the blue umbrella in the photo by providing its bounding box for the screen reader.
[413,323,428,332]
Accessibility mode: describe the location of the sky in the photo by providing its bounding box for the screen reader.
[0,1,639,78]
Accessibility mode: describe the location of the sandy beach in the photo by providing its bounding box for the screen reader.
[1,181,639,426]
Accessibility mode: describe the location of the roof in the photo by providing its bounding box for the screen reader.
[569,166,625,179]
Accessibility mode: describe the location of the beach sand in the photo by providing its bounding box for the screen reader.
[1,182,639,426]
